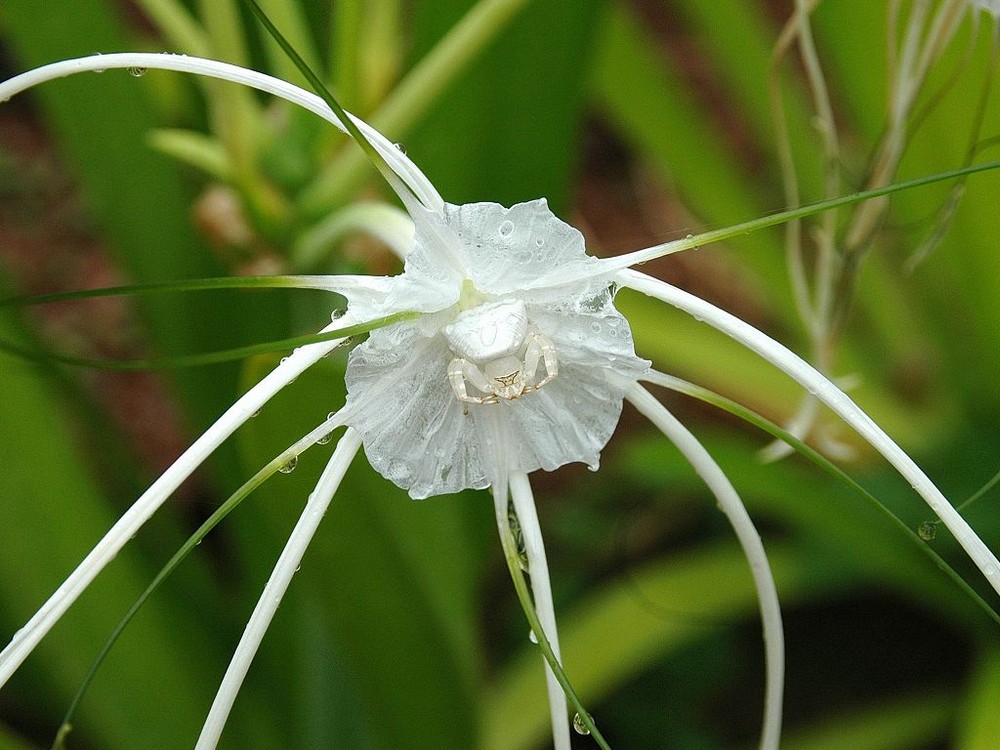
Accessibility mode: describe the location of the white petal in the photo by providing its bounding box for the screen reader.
[442,200,607,299]
[342,318,488,498]
[342,295,648,497]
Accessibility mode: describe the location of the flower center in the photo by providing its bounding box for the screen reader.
[443,299,558,407]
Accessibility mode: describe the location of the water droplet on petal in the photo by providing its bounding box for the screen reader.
[127,66,147,77]
[393,142,407,154]
[250,409,261,418]
[535,237,545,247]
[528,629,538,644]
[917,521,937,541]
[498,220,514,237]
[279,456,299,474]
[573,713,592,736]
[317,432,333,445]
[331,308,347,320]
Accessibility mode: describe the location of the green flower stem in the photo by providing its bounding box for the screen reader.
[0,312,416,370]
[643,370,1000,628]
[0,274,358,308]
[52,413,347,749]
[491,483,612,750]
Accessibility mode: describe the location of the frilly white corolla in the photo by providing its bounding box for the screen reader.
[2,50,999,750]
[338,198,648,499]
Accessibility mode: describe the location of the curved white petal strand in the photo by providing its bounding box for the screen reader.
[619,268,1000,597]
[0,318,354,686]
[0,53,443,213]
[507,472,571,750]
[628,383,784,750]
[196,430,362,749]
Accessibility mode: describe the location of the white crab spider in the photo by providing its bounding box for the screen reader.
[444,298,557,406]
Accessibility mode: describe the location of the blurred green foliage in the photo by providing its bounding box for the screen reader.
[0,1,999,748]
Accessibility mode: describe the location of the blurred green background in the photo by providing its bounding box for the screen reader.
[1,1,999,748]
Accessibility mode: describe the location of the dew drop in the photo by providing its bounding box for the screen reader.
[572,713,592,736]
[917,521,937,541]
[535,237,545,247]
[317,432,333,445]
[250,409,261,418]
[279,455,299,474]
[127,66,147,77]
[388,459,412,481]
[498,220,514,237]
[280,356,289,365]
[528,629,538,644]
[331,308,347,320]
[393,142,407,155]
[591,322,602,333]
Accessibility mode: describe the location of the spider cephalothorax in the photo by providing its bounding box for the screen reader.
[443,298,557,407]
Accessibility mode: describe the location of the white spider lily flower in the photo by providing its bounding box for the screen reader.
[336,198,649,498]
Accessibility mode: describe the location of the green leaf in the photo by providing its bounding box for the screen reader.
[957,648,1000,749]
[0,311,216,747]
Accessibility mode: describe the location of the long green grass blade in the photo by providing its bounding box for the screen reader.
[0,313,414,370]
[0,275,347,309]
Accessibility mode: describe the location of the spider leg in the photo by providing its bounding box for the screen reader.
[523,333,558,390]
[448,358,499,410]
